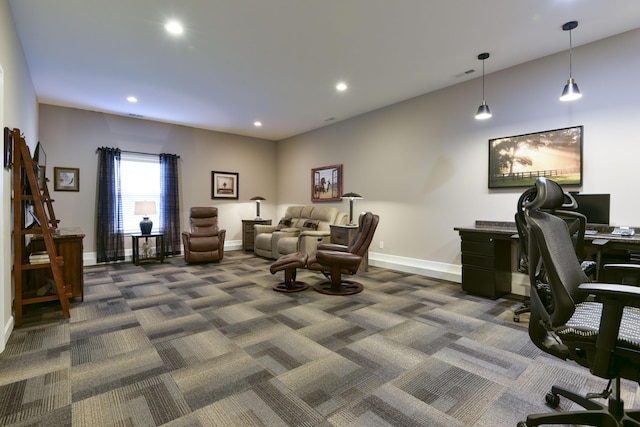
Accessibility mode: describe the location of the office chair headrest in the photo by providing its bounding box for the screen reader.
[524,177,576,211]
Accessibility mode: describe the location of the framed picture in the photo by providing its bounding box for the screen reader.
[488,125,583,189]
[311,164,343,202]
[211,171,239,199]
[3,127,11,169]
[54,167,80,191]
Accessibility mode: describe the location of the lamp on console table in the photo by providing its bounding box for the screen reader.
[341,192,363,225]
[250,196,265,219]
[134,201,157,235]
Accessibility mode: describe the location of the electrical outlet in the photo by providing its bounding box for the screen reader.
[379,241,384,249]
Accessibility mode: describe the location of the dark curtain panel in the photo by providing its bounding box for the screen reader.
[96,147,125,263]
[160,153,181,255]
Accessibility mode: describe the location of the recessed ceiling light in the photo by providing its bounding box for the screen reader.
[254,121,263,127]
[165,20,184,35]
[336,82,348,92]
[127,96,138,103]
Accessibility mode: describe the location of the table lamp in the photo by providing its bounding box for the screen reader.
[250,196,265,219]
[134,201,157,235]
[341,192,363,225]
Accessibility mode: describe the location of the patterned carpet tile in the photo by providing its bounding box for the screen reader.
[276,353,381,416]
[72,373,191,427]
[0,368,71,426]
[297,317,374,351]
[155,329,238,371]
[71,346,166,401]
[170,350,273,411]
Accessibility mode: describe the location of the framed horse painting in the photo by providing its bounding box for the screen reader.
[311,164,342,202]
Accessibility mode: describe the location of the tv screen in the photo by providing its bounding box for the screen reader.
[569,193,611,226]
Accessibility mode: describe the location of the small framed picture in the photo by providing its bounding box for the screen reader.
[54,167,80,192]
[311,164,343,202]
[211,171,239,199]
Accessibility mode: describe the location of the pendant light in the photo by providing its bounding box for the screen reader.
[560,21,582,102]
[475,53,492,120]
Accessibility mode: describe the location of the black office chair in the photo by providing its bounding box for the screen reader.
[518,177,640,427]
[513,185,595,321]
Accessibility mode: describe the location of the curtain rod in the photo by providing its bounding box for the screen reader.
[96,147,180,158]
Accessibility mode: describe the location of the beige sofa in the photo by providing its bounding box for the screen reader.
[254,205,347,259]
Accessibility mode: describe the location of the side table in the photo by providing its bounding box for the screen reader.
[132,233,165,265]
[329,224,368,271]
[242,219,272,252]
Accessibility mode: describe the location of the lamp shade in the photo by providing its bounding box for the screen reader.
[341,192,363,225]
[250,196,265,219]
[134,201,156,235]
[475,101,492,120]
[134,201,157,216]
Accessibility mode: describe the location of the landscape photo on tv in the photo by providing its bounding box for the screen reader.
[488,125,583,189]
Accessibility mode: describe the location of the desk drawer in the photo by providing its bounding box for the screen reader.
[462,240,494,255]
[462,253,495,269]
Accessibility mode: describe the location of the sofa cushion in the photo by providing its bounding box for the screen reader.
[276,218,292,230]
[302,219,319,231]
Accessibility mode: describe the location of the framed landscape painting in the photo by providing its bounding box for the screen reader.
[211,171,239,199]
[488,125,583,189]
[311,164,342,202]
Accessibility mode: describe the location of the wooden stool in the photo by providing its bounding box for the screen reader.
[269,252,309,292]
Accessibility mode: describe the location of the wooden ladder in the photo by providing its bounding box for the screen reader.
[12,129,70,326]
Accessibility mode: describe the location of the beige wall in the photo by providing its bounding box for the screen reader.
[38,105,277,263]
[277,28,640,283]
[1,0,39,350]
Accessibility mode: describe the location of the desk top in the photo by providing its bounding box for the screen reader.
[455,221,640,245]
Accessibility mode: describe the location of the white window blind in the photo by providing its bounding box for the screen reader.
[121,152,161,234]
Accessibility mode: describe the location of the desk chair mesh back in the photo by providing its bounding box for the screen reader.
[518,177,640,427]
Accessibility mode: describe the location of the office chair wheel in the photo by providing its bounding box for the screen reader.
[513,314,520,322]
[545,392,560,408]
[516,422,528,427]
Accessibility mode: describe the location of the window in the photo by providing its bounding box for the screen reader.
[120,152,160,234]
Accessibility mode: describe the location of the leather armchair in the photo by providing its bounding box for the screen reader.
[181,207,226,263]
[307,212,379,295]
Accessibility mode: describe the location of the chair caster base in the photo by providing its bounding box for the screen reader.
[272,281,309,293]
[313,280,363,295]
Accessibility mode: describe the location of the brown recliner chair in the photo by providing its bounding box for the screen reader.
[307,212,379,295]
[182,207,226,263]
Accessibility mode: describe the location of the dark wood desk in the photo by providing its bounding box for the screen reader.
[454,221,516,299]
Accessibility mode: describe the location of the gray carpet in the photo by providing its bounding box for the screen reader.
[1,251,638,426]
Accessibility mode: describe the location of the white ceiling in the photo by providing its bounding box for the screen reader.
[8,0,640,141]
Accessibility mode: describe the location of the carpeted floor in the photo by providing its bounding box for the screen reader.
[1,251,638,426]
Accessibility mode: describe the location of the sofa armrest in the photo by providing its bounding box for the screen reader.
[298,231,332,254]
[254,224,277,234]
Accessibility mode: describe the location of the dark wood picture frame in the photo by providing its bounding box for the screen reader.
[311,164,343,202]
[54,167,80,192]
[488,125,583,189]
[3,127,11,169]
[211,171,239,199]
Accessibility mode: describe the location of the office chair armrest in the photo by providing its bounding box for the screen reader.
[578,282,640,304]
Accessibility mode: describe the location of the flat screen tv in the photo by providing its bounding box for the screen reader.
[569,193,611,226]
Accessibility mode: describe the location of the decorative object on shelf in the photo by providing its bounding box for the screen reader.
[34,141,47,188]
[211,171,239,199]
[134,200,157,235]
[475,52,492,120]
[342,192,363,225]
[250,196,265,219]
[560,21,582,102]
[53,166,79,191]
[311,164,343,202]
[488,125,583,189]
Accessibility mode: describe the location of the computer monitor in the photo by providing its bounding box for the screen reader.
[569,193,611,226]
